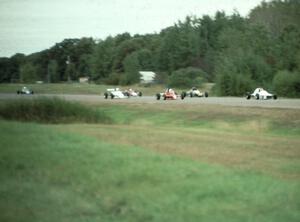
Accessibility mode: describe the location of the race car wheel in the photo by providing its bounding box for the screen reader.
[104,92,108,99]
[273,95,277,100]
[190,92,193,97]
[31,91,34,94]
[181,92,185,100]
[255,94,259,100]
[163,95,167,100]
[17,91,20,94]
[111,94,114,99]
[138,92,142,97]
[204,92,208,97]
[156,93,161,100]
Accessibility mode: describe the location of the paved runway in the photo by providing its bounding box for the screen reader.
[1,93,300,109]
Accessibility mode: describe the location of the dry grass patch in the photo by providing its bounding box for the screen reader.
[48,102,300,180]
[53,123,300,180]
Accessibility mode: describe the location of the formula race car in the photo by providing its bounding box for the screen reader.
[17,86,34,95]
[156,88,185,100]
[182,87,208,98]
[104,88,128,99]
[246,88,277,100]
[123,88,142,97]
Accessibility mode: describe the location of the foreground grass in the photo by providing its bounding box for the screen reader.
[1,121,299,222]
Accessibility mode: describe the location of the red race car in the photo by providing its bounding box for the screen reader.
[156,88,185,100]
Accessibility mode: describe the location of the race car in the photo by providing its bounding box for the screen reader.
[123,88,142,97]
[156,88,185,100]
[17,86,34,95]
[104,88,128,99]
[182,87,208,98]
[246,88,277,100]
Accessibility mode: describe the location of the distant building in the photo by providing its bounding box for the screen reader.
[139,71,156,84]
[79,77,89,83]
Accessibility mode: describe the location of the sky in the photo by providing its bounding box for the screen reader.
[0,0,264,57]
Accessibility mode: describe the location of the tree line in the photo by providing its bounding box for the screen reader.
[0,0,299,97]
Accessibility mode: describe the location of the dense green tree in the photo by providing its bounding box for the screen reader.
[273,70,300,97]
[20,62,38,83]
[8,53,26,82]
[78,54,92,77]
[90,37,115,81]
[47,60,59,83]
[249,0,300,37]
[122,52,141,85]
[276,25,300,71]
[157,25,192,73]
[0,58,11,83]
[214,57,254,96]
[135,49,154,71]
[113,37,143,73]
[168,67,207,88]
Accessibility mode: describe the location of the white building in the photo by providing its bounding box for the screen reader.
[79,77,89,83]
[139,71,156,84]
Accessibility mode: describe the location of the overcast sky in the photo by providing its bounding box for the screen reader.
[0,0,263,57]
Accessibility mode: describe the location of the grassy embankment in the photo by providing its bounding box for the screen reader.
[0,98,299,221]
[0,97,111,124]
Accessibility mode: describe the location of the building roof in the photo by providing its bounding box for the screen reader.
[139,71,156,81]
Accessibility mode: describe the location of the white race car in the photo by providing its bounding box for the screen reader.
[246,88,277,100]
[104,88,128,99]
[123,89,142,97]
[183,87,208,98]
[17,86,34,95]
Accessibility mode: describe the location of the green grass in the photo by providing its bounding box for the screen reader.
[0,101,299,221]
[0,97,112,124]
[0,121,299,222]
[98,103,300,136]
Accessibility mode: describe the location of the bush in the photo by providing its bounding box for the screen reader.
[119,74,131,86]
[168,67,207,88]
[273,70,300,97]
[213,54,256,96]
[214,72,254,96]
[0,97,112,124]
[103,72,120,85]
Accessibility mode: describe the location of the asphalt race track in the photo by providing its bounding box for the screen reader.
[1,93,300,109]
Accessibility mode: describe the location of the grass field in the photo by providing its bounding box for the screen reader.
[0,100,299,221]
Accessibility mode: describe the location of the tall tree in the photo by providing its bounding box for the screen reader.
[20,62,38,83]
[90,37,115,81]
[122,52,141,85]
[249,0,300,37]
[47,60,59,83]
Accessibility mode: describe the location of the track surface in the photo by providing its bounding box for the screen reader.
[1,93,300,109]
